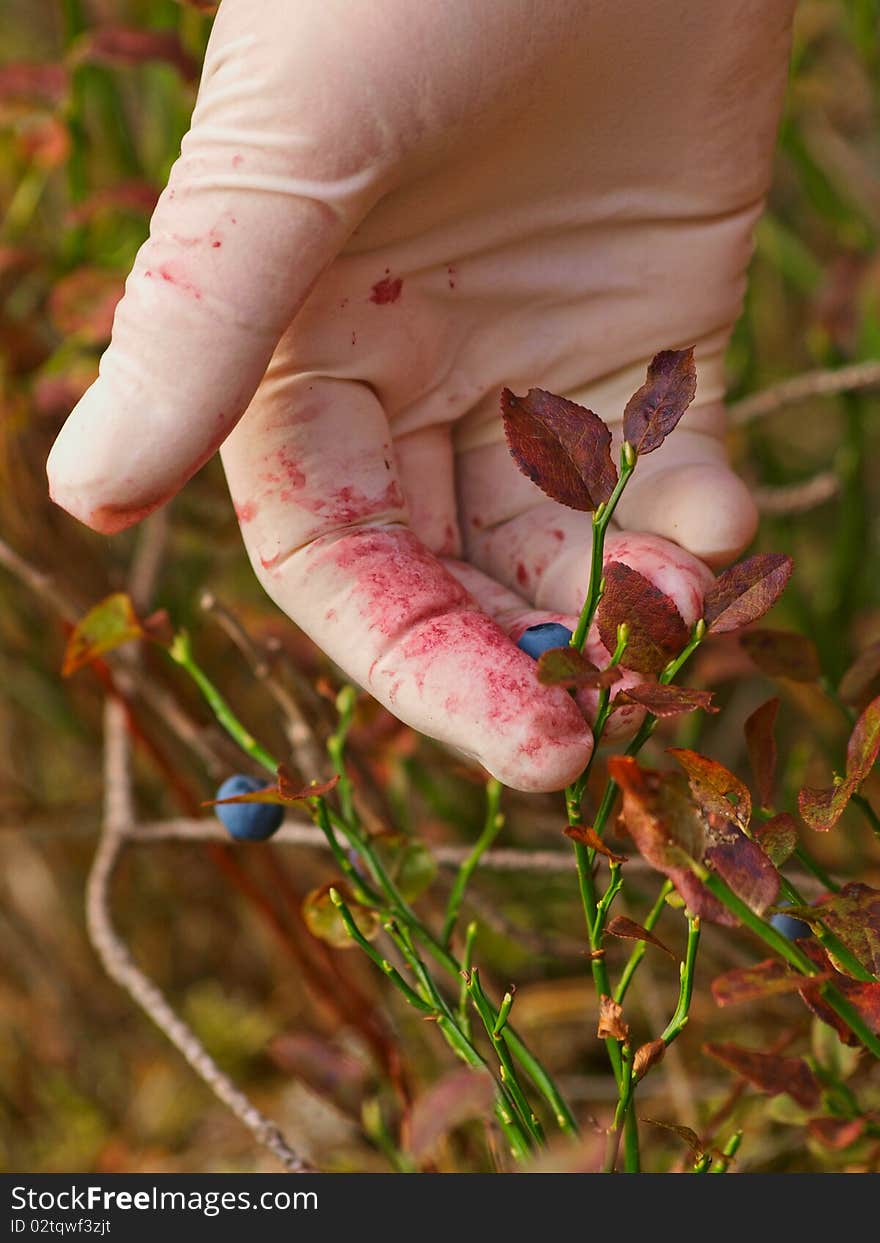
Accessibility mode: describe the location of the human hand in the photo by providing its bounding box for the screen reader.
[47,0,795,791]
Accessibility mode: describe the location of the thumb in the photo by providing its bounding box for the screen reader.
[47,1,392,533]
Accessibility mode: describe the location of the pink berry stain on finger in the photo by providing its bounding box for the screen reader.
[234,500,258,524]
[144,261,202,300]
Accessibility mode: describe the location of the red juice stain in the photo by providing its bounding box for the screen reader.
[235,500,258,523]
[232,154,243,168]
[515,562,529,587]
[155,262,201,300]
[370,274,403,305]
[447,265,457,289]
[551,529,564,541]
[351,331,357,345]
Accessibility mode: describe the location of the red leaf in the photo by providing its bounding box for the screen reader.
[806,1117,867,1150]
[564,824,628,863]
[703,1042,821,1109]
[609,757,735,925]
[704,814,779,915]
[409,1068,496,1159]
[48,267,124,345]
[501,388,617,512]
[703,554,793,635]
[667,748,752,832]
[617,683,717,718]
[798,694,880,831]
[794,943,880,1044]
[783,884,880,978]
[604,915,674,958]
[597,995,629,1041]
[622,348,697,455]
[0,62,68,107]
[740,629,820,683]
[68,180,160,225]
[754,812,798,867]
[744,697,779,808]
[536,646,620,689]
[711,959,818,1007]
[76,26,199,81]
[597,562,690,676]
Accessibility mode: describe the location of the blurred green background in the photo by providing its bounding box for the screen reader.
[0,1,879,1173]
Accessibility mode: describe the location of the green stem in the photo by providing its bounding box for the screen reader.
[660,915,701,1045]
[615,881,674,1004]
[442,778,503,947]
[458,921,478,1041]
[329,889,433,1013]
[469,969,545,1147]
[168,631,279,773]
[571,444,637,652]
[604,1043,635,1173]
[327,685,360,828]
[708,1130,743,1173]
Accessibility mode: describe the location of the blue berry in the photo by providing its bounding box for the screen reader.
[214,774,284,841]
[769,910,812,941]
[517,623,574,660]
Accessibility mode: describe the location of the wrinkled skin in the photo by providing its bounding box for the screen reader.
[46,0,796,791]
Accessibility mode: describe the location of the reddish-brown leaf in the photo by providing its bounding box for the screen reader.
[68,180,160,225]
[563,824,628,863]
[633,1039,666,1081]
[711,959,817,1007]
[0,62,68,107]
[48,267,124,345]
[740,629,821,683]
[704,814,779,915]
[667,748,752,831]
[622,347,697,455]
[642,1119,703,1156]
[846,695,880,784]
[798,694,880,832]
[704,1042,821,1109]
[597,995,629,1041]
[76,26,199,81]
[703,554,793,635]
[206,770,338,809]
[268,1033,371,1117]
[797,943,880,1044]
[806,1117,867,1150]
[754,812,798,867]
[501,388,617,511]
[610,757,735,925]
[409,1068,496,1159]
[617,683,717,718]
[537,646,620,689]
[597,562,690,676]
[604,915,674,958]
[744,697,779,808]
[784,884,880,978]
[62,592,144,676]
[839,640,880,711]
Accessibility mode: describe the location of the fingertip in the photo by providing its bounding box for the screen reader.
[615,462,758,568]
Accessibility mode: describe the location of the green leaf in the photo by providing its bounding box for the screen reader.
[62,592,144,676]
[302,883,379,949]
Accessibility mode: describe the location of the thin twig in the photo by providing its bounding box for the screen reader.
[754,472,839,514]
[730,360,880,425]
[200,591,328,780]
[89,701,313,1172]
